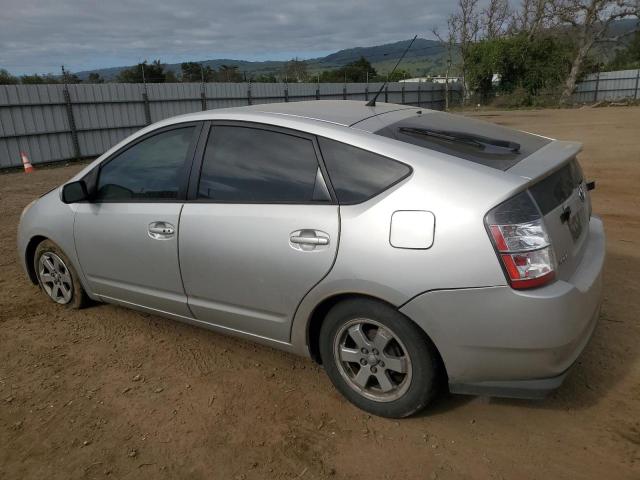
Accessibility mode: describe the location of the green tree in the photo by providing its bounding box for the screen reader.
[165,70,178,83]
[117,60,168,83]
[252,73,277,82]
[20,73,60,84]
[0,69,19,84]
[62,73,82,84]
[86,72,104,83]
[606,30,640,70]
[283,58,308,82]
[181,62,215,82]
[343,56,378,82]
[318,56,379,82]
[218,64,242,82]
[466,34,573,103]
[387,69,411,82]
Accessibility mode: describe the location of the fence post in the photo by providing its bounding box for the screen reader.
[365,85,369,101]
[401,84,405,104]
[247,82,252,106]
[593,72,601,103]
[315,84,320,100]
[634,69,640,100]
[343,85,347,100]
[384,85,389,103]
[62,84,81,160]
[201,84,207,111]
[417,83,421,107]
[141,83,152,125]
[284,84,289,102]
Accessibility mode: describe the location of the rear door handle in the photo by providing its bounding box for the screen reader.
[290,236,329,246]
[148,221,175,239]
[289,229,330,250]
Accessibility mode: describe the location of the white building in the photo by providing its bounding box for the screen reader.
[399,76,461,84]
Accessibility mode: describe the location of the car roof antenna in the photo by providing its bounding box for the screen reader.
[366,35,418,107]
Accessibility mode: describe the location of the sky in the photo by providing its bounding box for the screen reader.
[0,0,456,75]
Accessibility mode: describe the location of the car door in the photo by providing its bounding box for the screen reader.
[74,123,202,317]
[179,122,339,342]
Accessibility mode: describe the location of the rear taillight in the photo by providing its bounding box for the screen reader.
[485,191,556,290]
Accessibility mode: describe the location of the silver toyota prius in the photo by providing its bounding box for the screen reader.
[17,100,605,418]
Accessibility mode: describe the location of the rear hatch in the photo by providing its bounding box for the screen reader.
[510,144,591,281]
[373,110,591,281]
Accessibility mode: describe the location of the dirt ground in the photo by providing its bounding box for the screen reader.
[1,106,639,480]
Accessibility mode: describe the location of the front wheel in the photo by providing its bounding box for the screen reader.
[320,299,441,418]
[34,239,89,309]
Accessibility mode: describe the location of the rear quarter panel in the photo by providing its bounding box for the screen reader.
[290,135,529,353]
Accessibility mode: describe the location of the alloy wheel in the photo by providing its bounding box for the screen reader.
[38,252,73,304]
[333,318,412,402]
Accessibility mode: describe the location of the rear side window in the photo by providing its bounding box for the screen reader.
[198,126,323,203]
[318,138,411,204]
[96,127,195,201]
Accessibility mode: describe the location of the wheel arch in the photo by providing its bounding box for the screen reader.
[306,292,448,381]
[25,235,48,284]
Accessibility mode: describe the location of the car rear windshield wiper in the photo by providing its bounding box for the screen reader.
[399,127,521,155]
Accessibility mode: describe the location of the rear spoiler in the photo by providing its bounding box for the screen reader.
[508,141,582,182]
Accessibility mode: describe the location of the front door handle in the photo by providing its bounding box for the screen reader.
[148,221,175,240]
[289,229,330,251]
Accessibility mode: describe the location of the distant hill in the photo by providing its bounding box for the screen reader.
[74,38,451,81]
[73,19,640,81]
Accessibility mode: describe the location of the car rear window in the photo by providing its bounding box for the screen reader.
[529,159,583,214]
[318,137,411,204]
[374,111,551,171]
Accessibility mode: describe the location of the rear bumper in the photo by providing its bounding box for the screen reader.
[400,216,605,399]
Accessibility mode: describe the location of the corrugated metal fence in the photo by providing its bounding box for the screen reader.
[572,69,640,103]
[0,82,460,169]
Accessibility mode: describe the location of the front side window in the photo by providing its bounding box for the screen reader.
[96,127,195,201]
[198,126,322,203]
[318,137,411,204]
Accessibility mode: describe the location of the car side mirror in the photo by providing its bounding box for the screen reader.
[61,180,89,204]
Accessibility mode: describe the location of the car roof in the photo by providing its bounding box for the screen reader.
[179,100,418,128]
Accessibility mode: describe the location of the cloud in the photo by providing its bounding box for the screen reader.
[0,0,455,74]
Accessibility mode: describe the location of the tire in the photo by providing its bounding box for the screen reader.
[34,239,89,309]
[319,298,441,418]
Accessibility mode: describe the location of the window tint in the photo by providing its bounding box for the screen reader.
[374,111,551,171]
[530,159,583,214]
[318,138,411,204]
[198,126,322,203]
[96,127,195,201]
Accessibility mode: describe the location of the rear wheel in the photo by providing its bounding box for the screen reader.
[34,240,88,309]
[320,298,440,418]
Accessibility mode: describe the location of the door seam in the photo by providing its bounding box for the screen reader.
[176,203,197,318]
[288,205,342,342]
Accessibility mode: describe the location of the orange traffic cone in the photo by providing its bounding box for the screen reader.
[21,152,34,173]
